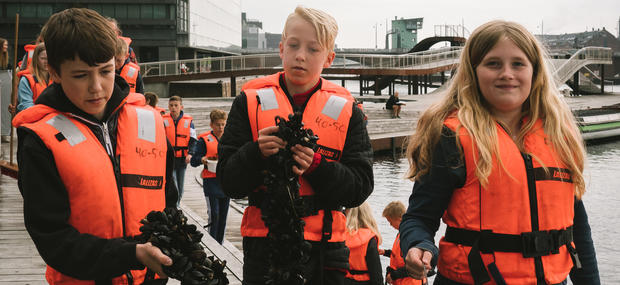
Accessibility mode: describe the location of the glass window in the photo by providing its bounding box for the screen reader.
[153,4,165,19]
[177,0,188,33]
[101,4,114,17]
[141,4,153,19]
[170,5,175,20]
[37,5,53,18]
[88,4,102,14]
[7,4,19,17]
[22,4,37,17]
[127,4,139,19]
[115,4,127,19]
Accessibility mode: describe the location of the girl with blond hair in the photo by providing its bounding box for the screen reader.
[344,202,383,285]
[17,43,51,112]
[399,20,599,284]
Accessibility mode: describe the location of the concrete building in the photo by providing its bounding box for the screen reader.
[390,17,423,50]
[241,12,265,49]
[0,0,242,63]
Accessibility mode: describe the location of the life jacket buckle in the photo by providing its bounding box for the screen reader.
[521,230,553,258]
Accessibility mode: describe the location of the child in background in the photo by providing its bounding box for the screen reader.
[191,109,229,244]
[114,37,144,94]
[344,202,383,285]
[162,95,197,206]
[17,43,51,112]
[144,91,166,115]
[383,201,423,285]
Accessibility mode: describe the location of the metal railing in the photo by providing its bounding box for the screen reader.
[553,46,613,84]
[140,46,463,78]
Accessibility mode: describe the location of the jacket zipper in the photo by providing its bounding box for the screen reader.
[522,153,546,284]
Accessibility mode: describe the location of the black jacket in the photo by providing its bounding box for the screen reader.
[17,75,178,280]
[217,76,373,209]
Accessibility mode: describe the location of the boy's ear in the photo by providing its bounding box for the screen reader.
[279,41,284,60]
[48,66,62,84]
[323,51,335,68]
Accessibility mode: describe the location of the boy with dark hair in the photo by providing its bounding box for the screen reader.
[218,6,373,285]
[162,95,197,206]
[13,8,177,284]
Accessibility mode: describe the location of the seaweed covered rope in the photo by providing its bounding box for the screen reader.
[261,113,318,284]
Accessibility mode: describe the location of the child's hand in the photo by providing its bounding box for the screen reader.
[136,242,173,277]
[378,248,385,256]
[185,154,192,164]
[405,247,432,280]
[257,126,285,158]
[386,273,393,284]
[291,144,314,175]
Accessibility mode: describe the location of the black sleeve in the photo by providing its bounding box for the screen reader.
[16,128,144,280]
[217,93,267,199]
[399,126,466,264]
[382,249,392,257]
[391,266,409,280]
[190,138,207,167]
[304,104,374,208]
[165,139,179,208]
[569,199,600,284]
[135,72,144,95]
[366,237,384,285]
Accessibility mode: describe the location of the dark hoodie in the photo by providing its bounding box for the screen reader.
[16,75,177,280]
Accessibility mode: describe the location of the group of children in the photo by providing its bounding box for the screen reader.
[12,3,599,285]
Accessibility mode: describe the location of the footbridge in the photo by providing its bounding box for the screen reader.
[549,47,612,92]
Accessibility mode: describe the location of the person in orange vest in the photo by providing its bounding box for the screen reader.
[401,20,599,284]
[16,43,51,113]
[114,37,144,94]
[17,34,44,75]
[106,17,138,64]
[190,109,228,244]
[162,95,197,206]
[344,202,383,285]
[13,8,178,284]
[382,201,423,285]
[218,6,373,285]
[144,91,166,115]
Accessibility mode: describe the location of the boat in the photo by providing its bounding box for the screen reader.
[574,104,620,141]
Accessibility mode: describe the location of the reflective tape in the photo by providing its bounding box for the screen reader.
[184,119,189,128]
[163,120,169,127]
[46,114,86,146]
[257,88,278,111]
[136,108,156,143]
[126,67,137,78]
[321,95,347,120]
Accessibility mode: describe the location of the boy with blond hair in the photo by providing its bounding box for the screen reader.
[383,201,423,285]
[218,6,373,285]
[114,36,144,94]
[13,8,177,284]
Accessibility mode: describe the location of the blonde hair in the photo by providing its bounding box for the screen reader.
[382,201,406,219]
[282,6,338,52]
[346,202,381,245]
[115,37,128,58]
[29,43,49,85]
[405,20,586,199]
[0,38,8,69]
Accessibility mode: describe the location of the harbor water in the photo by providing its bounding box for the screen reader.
[369,139,620,284]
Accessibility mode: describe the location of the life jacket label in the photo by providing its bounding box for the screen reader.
[321,95,347,121]
[121,174,164,189]
[46,114,86,147]
[257,88,278,111]
[533,167,573,183]
[316,144,342,161]
[127,67,137,78]
[136,108,156,143]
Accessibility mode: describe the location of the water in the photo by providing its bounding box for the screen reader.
[369,139,620,283]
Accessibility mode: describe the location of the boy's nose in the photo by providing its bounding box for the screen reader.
[89,75,104,93]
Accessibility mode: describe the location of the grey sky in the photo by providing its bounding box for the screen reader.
[241,0,620,48]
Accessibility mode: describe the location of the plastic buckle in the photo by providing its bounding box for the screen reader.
[521,231,552,258]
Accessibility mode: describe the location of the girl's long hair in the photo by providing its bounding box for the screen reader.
[0,38,8,69]
[29,43,49,85]
[405,20,586,199]
[346,202,382,245]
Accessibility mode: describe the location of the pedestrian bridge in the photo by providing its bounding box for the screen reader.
[140,46,613,86]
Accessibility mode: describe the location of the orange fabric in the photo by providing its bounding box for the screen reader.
[241,72,353,242]
[119,62,140,93]
[389,234,423,285]
[24,44,36,69]
[344,228,376,281]
[162,113,193,158]
[198,131,218,178]
[14,100,167,285]
[438,115,575,284]
[23,73,51,102]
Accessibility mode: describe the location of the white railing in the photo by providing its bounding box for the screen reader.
[140,46,463,78]
[553,47,612,84]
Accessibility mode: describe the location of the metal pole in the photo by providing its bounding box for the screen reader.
[600,64,605,93]
[9,14,19,165]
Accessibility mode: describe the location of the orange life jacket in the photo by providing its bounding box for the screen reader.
[198,131,219,179]
[13,97,167,285]
[16,44,36,77]
[23,73,51,102]
[390,234,423,285]
[345,228,376,281]
[119,62,140,93]
[438,115,576,284]
[162,113,193,158]
[241,72,354,242]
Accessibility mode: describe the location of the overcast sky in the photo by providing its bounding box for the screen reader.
[241,0,620,48]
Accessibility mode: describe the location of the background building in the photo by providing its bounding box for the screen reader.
[0,0,241,63]
[390,17,423,50]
